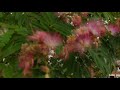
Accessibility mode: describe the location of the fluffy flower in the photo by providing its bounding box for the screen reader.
[74,26,87,35]
[61,30,94,60]
[28,31,48,43]
[19,52,34,76]
[75,30,94,54]
[43,33,63,48]
[107,24,120,36]
[19,44,35,76]
[28,31,63,49]
[60,35,76,60]
[74,26,94,48]
[19,43,50,76]
[86,20,106,37]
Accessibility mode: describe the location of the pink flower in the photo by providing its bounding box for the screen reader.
[83,35,93,47]
[61,29,94,60]
[75,42,85,54]
[60,35,76,60]
[43,33,63,48]
[66,35,77,52]
[74,26,94,48]
[19,52,34,76]
[76,30,93,49]
[19,44,35,76]
[60,44,75,60]
[107,24,120,36]
[72,14,82,27]
[28,31,48,43]
[74,26,90,35]
[86,20,106,37]
[28,31,63,48]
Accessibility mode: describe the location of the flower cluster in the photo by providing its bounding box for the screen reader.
[55,12,120,36]
[107,24,120,36]
[18,15,120,75]
[19,31,63,76]
[61,19,120,60]
[28,31,63,49]
[19,44,35,76]
[86,19,106,37]
[54,12,89,27]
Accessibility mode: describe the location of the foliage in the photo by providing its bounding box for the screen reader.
[0,12,120,78]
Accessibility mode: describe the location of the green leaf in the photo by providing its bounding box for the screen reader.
[0,63,5,70]
[1,42,22,58]
[0,12,3,18]
[88,46,114,77]
[0,30,14,48]
[55,45,63,54]
[33,12,74,36]
[62,53,89,78]
[3,66,14,78]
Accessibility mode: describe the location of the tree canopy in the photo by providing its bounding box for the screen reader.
[0,12,120,78]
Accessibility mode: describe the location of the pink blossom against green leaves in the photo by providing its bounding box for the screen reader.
[19,52,34,76]
[43,33,63,48]
[28,31,48,43]
[86,20,106,37]
[28,31,63,48]
[107,24,120,36]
